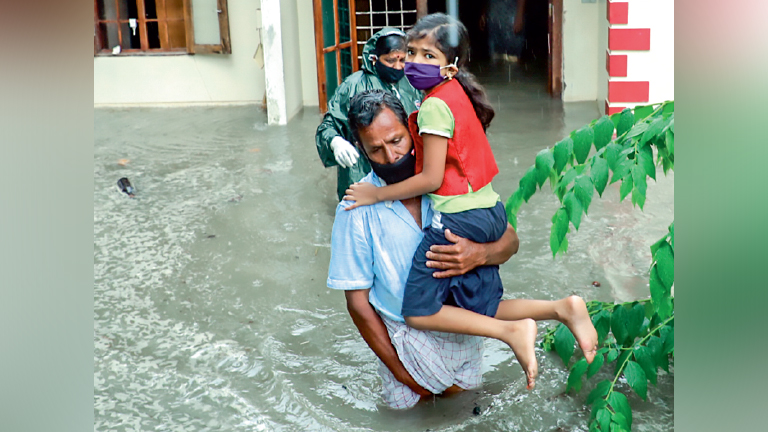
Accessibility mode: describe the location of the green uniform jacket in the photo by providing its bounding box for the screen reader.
[315,28,422,201]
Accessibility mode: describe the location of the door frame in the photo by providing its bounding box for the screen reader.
[548,0,563,97]
[312,0,359,113]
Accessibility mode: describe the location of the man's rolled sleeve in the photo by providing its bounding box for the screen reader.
[327,202,374,290]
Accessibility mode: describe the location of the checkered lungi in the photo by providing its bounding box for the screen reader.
[378,315,484,409]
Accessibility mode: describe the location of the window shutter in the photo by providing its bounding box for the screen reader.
[184,0,231,54]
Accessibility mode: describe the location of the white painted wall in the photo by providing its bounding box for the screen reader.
[611,0,674,104]
[297,0,319,106]
[562,0,599,102]
[94,0,266,106]
[280,0,305,119]
[597,0,609,113]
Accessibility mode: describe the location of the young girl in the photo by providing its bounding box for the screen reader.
[345,13,597,389]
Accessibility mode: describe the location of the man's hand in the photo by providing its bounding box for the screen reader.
[425,229,486,278]
[330,136,360,168]
[343,182,380,210]
[426,223,519,278]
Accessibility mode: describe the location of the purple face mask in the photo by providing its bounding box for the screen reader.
[404,58,458,90]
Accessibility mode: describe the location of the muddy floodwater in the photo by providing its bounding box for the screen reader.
[94,66,673,431]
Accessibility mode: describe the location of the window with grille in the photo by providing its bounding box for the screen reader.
[354,0,419,67]
[94,0,231,55]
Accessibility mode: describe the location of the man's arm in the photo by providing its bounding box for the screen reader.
[425,223,519,278]
[344,289,432,398]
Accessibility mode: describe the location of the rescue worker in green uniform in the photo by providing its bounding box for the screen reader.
[315,28,422,201]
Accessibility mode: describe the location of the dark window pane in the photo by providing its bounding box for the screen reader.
[340,47,353,80]
[338,0,350,43]
[120,21,142,49]
[325,51,339,101]
[98,22,120,50]
[372,13,386,27]
[144,0,158,19]
[124,0,137,20]
[388,13,401,27]
[96,0,117,20]
[355,0,370,13]
[147,21,161,48]
[322,0,336,48]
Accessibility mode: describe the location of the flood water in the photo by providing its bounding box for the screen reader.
[94,64,673,431]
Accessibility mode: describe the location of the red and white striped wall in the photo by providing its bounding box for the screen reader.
[604,0,674,115]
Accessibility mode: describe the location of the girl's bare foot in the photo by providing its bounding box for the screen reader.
[559,296,599,363]
[503,318,539,390]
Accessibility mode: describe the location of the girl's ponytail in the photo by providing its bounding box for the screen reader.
[454,70,495,131]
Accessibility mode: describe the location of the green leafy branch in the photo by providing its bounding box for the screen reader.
[506,103,675,431]
[505,102,674,257]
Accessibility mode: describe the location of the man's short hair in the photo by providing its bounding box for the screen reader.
[347,90,409,148]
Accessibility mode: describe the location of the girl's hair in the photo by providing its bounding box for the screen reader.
[374,33,407,57]
[406,13,495,130]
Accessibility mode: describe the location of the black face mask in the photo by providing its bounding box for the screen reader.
[374,60,405,83]
[367,150,416,185]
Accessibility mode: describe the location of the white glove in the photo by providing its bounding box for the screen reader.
[330,136,360,168]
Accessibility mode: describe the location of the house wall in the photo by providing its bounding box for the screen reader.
[597,0,609,113]
[562,0,599,102]
[94,0,266,106]
[280,0,305,119]
[297,0,320,106]
[604,0,674,114]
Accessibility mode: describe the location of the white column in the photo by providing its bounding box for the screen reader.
[262,0,288,125]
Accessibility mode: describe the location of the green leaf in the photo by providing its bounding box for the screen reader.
[638,144,656,180]
[627,303,645,341]
[608,391,633,429]
[557,167,580,197]
[551,208,569,252]
[611,305,630,346]
[591,157,609,197]
[563,191,583,230]
[655,242,675,289]
[607,348,619,363]
[572,126,595,164]
[625,122,650,139]
[520,165,538,202]
[567,358,589,393]
[587,352,605,379]
[615,350,632,374]
[596,408,612,432]
[619,173,633,202]
[640,115,667,145]
[505,189,524,216]
[649,266,672,320]
[632,185,646,210]
[587,379,612,404]
[661,325,675,355]
[553,137,574,174]
[554,323,576,365]
[574,176,595,214]
[611,414,630,432]
[508,211,518,231]
[593,116,615,150]
[624,361,648,400]
[669,222,675,250]
[649,235,669,256]
[634,346,658,386]
[647,335,669,372]
[591,399,609,420]
[662,101,674,115]
[604,143,622,171]
[611,159,632,185]
[593,309,611,345]
[631,164,647,197]
[535,149,555,187]
[633,104,655,122]
[616,109,635,137]
[666,128,675,155]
